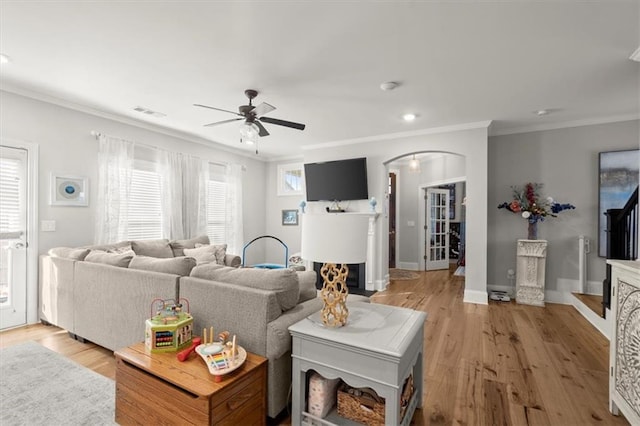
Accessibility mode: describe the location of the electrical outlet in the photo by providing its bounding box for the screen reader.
[407,221,415,227]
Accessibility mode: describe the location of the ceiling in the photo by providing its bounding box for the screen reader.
[1,1,638,160]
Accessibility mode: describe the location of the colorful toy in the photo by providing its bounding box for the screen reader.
[145,298,193,353]
[195,326,245,382]
[176,336,202,362]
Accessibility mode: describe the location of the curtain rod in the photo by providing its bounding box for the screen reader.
[90,130,231,168]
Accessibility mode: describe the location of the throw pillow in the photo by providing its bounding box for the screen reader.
[169,235,210,257]
[185,244,227,265]
[188,263,226,280]
[131,239,174,258]
[84,251,134,268]
[47,247,90,261]
[297,271,318,303]
[129,255,197,276]
[190,266,299,311]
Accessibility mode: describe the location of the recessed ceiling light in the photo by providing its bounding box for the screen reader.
[535,109,549,116]
[0,54,11,64]
[403,113,416,122]
[380,81,399,91]
[630,46,640,62]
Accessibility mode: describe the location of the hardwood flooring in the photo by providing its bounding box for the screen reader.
[572,292,604,317]
[0,268,627,425]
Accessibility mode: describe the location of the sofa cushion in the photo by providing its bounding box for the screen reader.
[47,247,90,261]
[184,244,227,265]
[131,239,173,258]
[84,251,133,268]
[190,266,299,311]
[129,255,197,276]
[297,271,318,303]
[81,241,131,252]
[169,235,210,257]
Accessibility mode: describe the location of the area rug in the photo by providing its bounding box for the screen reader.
[389,268,420,281]
[0,341,116,425]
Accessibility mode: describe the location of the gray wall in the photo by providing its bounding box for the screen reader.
[487,119,640,291]
[0,90,267,258]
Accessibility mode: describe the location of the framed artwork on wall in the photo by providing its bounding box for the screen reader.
[598,149,639,257]
[277,163,305,196]
[282,209,299,226]
[50,173,89,206]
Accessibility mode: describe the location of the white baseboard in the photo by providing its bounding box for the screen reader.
[463,289,488,305]
[569,293,611,340]
[396,262,419,271]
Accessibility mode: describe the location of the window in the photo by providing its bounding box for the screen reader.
[207,163,227,245]
[277,163,304,196]
[125,162,163,240]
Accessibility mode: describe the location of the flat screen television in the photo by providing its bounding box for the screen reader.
[304,157,369,202]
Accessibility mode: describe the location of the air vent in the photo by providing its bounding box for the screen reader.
[133,106,166,118]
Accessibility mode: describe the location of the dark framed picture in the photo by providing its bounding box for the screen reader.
[598,149,639,257]
[282,209,299,226]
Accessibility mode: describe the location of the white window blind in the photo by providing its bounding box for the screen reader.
[207,179,227,245]
[126,167,163,240]
[0,158,22,234]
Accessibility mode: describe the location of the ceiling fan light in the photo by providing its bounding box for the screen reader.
[239,122,259,142]
[409,154,421,173]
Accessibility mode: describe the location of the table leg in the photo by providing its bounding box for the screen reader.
[384,387,400,426]
[416,349,423,409]
[291,358,305,426]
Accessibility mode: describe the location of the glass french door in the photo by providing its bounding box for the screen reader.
[425,188,450,271]
[0,146,28,329]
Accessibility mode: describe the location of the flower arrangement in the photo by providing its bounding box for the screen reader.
[498,182,575,239]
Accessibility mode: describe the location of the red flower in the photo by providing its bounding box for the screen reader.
[509,201,521,212]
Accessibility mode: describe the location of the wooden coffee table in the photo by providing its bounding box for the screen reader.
[115,342,267,425]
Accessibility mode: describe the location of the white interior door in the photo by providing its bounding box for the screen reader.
[425,188,450,271]
[0,146,28,329]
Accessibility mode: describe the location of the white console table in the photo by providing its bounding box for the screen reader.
[289,302,427,426]
[607,259,640,425]
[516,239,548,306]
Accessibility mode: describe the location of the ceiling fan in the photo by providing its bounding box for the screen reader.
[194,89,306,145]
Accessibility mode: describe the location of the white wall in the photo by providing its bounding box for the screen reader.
[303,124,489,304]
[0,90,267,259]
[488,119,640,294]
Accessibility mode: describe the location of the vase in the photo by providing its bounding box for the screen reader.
[527,222,538,240]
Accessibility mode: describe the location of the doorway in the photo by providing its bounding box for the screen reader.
[424,187,450,270]
[388,172,397,268]
[0,141,38,330]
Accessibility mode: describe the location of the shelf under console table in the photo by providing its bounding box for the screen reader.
[288,302,427,426]
[607,259,640,425]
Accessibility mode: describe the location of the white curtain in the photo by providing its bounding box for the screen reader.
[225,163,244,254]
[95,135,134,244]
[182,155,208,239]
[159,151,209,240]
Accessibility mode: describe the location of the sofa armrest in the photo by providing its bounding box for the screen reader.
[39,255,76,331]
[266,297,323,359]
[179,276,282,357]
[223,254,241,268]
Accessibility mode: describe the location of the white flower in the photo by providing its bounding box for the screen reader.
[522,211,531,219]
[546,196,554,204]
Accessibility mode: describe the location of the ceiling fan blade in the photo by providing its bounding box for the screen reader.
[251,102,276,117]
[194,103,243,117]
[259,116,306,131]
[204,117,243,127]
[255,120,270,137]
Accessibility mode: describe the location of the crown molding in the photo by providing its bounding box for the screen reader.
[301,121,493,152]
[490,114,640,137]
[0,84,269,162]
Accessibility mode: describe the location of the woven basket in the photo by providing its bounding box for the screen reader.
[337,383,385,425]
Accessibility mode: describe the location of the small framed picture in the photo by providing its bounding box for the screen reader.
[50,173,89,206]
[282,209,299,226]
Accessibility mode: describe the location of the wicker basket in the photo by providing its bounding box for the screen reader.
[399,374,414,422]
[337,383,385,425]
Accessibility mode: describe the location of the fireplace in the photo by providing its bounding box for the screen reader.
[313,262,365,292]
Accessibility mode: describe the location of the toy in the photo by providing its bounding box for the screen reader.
[176,336,202,362]
[145,298,193,353]
[195,326,245,382]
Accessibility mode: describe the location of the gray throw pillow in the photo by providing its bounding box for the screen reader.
[129,255,197,276]
[84,251,133,268]
[297,271,318,303]
[47,247,90,261]
[189,263,226,279]
[184,244,227,265]
[131,239,173,258]
[169,235,210,257]
[191,266,300,311]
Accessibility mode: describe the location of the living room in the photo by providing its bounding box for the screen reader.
[1,2,639,425]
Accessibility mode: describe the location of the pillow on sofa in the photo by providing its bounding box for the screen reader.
[184,244,227,265]
[129,255,197,276]
[188,263,226,279]
[297,271,318,303]
[81,241,131,252]
[169,235,210,257]
[48,247,90,261]
[131,239,173,258]
[85,251,134,268]
[190,266,299,311]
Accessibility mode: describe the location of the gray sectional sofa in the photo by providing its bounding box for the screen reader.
[39,236,368,418]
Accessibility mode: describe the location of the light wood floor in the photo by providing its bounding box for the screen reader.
[0,268,628,426]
